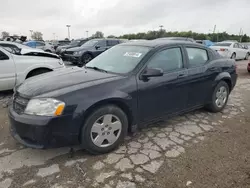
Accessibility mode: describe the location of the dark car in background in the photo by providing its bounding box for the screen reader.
[9,40,237,154]
[155,37,196,43]
[52,40,71,50]
[63,38,122,66]
[56,39,88,58]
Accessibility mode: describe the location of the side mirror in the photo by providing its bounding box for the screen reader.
[95,45,100,49]
[141,68,163,79]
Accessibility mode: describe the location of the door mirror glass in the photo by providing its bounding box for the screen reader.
[95,45,100,49]
[141,68,163,78]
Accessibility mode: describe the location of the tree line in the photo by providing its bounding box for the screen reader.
[117,30,250,42]
[2,30,250,42]
[1,31,43,40]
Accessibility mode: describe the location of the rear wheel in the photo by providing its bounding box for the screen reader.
[206,81,229,112]
[231,53,236,60]
[80,105,128,154]
[26,69,51,79]
[245,53,249,60]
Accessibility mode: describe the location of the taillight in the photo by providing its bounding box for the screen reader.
[220,48,228,51]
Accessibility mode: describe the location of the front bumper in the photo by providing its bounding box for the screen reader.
[8,106,81,148]
[63,54,81,64]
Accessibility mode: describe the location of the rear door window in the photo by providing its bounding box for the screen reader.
[186,47,208,67]
[233,43,239,48]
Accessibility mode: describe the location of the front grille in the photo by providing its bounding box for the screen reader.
[13,93,29,114]
[64,51,74,55]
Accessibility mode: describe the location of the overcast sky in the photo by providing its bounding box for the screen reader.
[1,0,249,40]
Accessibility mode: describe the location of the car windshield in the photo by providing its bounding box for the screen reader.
[213,43,231,46]
[81,40,99,47]
[70,40,81,45]
[85,45,150,74]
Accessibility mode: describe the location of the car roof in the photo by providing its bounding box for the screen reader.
[0,41,20,45]
[90,38,120,41]
[119,40,204,48]
[0,41,31,48]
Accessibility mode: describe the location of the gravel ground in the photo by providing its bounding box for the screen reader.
[0,60,249,188]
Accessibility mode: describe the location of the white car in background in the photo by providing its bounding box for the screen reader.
[23,41,56,53]
[210,41,249,60]
[0,46,65,91]
[0,41,44,53]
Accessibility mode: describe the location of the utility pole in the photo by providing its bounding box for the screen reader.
[239,28,243,42]
[159,25,164,31]
[86,31,89,39]
[212,25,216,42]
[66,25,71,40]
[212,25,216,34]
[53,33,56,41]
[29,30,33,40]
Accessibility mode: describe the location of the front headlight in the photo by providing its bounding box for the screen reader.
[73,51,82,56]
[25,98,65,116]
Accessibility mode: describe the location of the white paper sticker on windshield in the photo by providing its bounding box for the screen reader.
[124,52,142,57]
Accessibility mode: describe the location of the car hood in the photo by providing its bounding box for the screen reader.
[20,48,44,54]
[66,46,90,52]
[58,44,74,49]
[21,50,60,59]
[17,67,121,97]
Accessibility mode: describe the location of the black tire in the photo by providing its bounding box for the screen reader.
[231,53,236,60]
[206,81,229,113]
[245,53,249,60]
[80,53,93,66]
[27,69,51,79]
[81,105,128,154]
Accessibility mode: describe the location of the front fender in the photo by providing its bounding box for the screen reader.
[16,64,55,85]
[76,90,133,115]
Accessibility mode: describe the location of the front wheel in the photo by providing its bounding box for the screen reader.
[80,53,93,66]
[27,69,51,79]
[80,105,128,154]
[206,81,229,113]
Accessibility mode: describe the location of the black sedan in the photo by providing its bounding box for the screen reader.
[9,40,237,154]
[63,38,122,66]
[55,39,88,57]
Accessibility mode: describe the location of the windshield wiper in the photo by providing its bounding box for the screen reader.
[85,66,108,73]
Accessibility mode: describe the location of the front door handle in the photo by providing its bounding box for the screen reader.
[209,67,219,72]
[177,74,188,78]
